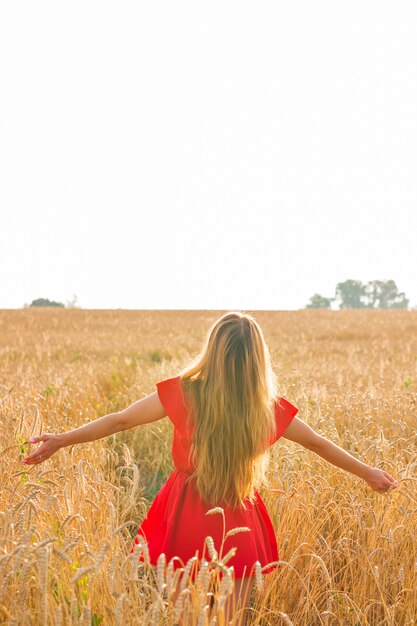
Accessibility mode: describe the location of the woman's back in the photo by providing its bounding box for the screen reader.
[157,374,299,477]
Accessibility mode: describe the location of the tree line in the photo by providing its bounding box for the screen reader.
[306,279,409,309]
[23,284,410,310]
[23,295,80,308]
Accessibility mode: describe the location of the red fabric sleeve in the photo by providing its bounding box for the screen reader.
[156,376,180,424]
[269,397,299,445]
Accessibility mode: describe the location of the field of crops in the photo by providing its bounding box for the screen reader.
[1,308,416,625]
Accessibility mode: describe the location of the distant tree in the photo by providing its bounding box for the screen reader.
[364,280,409,309]
[29,298,65,308]
[334,279,409,309]
[306,293,333,309]
[66,293,80,308]
[335,280,367,309]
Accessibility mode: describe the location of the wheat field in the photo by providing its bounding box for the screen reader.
[1,308,416,626]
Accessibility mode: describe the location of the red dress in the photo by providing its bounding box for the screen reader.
[130,376,299,579]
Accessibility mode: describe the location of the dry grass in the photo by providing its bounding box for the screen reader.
[0,308,416,625]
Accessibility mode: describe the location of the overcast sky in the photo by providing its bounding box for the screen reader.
[1,1,416,310]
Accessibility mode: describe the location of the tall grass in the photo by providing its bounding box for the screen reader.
[1,309,416,625]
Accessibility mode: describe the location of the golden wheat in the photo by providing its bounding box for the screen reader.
[1,308,416,624]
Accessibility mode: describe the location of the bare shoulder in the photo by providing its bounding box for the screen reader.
[281,416,323,450]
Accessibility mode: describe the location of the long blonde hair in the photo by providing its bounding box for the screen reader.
[178,311,278,510]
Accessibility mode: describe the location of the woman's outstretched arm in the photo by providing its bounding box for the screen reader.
[281,416,399,494]
[21,391,167,466]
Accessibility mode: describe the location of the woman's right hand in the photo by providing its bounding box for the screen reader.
[21,433,62,466]
[363,467,398,494]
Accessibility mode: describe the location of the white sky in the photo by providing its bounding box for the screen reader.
[1,1,416,310]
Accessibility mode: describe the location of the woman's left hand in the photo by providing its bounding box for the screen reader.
[21,434,62,466]
[363,466,399,494]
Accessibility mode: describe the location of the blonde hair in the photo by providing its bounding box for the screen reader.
[178,311,278,510]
